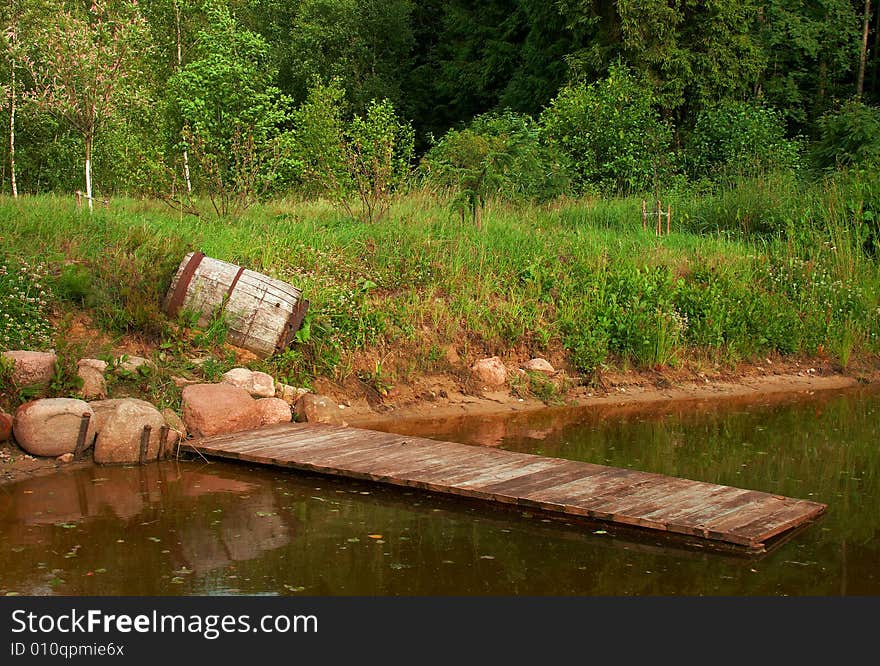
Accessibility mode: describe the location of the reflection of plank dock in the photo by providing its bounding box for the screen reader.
[184,423,826,552]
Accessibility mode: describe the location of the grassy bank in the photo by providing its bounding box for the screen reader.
[1,174,878,410]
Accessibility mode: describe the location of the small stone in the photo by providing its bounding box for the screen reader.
[171,375,199,388]
[1,350,57,390]
[13,398,96,457]
[254,398,292,426]
[471,356,508,387]
[221,368,276,398]
[276,383,304,405]
[77,358,108,400]
[116,355,156,374]
[522,358,555,375]
[294,394,345,425]
[56,453,74,464]
[250,372,276,398]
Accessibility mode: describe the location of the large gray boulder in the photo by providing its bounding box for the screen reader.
[181,383,260,438]
[93,398,165,464]
[13,398,95,457]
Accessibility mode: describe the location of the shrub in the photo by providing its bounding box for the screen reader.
[685,101,801,182]
[344,99,414,224]
[289,81,413,223]
[811,99,880,171]
[421,111,571,226]
[540,63,673,194]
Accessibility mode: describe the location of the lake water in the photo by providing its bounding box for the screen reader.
[1,386,878,595]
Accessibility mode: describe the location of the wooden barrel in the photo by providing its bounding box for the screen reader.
[163,251,309,358]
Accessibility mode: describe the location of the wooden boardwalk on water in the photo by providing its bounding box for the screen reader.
[185,422,826,552]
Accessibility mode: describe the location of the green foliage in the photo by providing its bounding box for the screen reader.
[686,101,802,182]
[757,0,861,129]
[287,79,348,198]
[421,111,570,225]
[289,82,413,223]
[283,0,415,113]
[343,98,414,223]
[541,63,673,194]
[167,1,291,215]
[811,99,880,171]
[0,257,54,350]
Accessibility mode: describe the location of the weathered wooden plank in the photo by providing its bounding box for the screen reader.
[476,460,584,495]
[731,501,826,543]
[183,423,826,551]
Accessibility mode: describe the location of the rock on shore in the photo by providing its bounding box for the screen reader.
[181,383,261,438]
[13,398,95,457]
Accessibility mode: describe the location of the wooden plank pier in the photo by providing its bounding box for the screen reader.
[184,422,826,552]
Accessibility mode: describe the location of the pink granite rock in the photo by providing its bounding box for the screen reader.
[522,358,555,375]
[181,383,260,438]
[0,412,12,442]
[2,350,56,389]
[221,368,277,398]
[77,358,108,400]
[255,398,292,426]
[13,398,95,457]
[294,394,346,425]
[471,356,508,387]
[93,398,165,464]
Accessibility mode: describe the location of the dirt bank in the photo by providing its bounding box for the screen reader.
[2,355,878,486]
[336,358,880,428]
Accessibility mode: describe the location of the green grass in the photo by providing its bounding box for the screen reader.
[1,173,878,408]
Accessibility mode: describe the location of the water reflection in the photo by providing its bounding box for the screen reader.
[0,386,878,595]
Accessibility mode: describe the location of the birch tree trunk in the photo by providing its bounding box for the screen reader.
[858,0,872,96]
[9,57,16,198]
[175,0,192,194]
[84,134,93,211]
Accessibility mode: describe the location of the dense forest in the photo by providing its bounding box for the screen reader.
[3,0,880,207]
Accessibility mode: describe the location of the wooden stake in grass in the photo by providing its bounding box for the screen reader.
[667,203,671,235]
[657,199,662,236]
[642,200,647,231]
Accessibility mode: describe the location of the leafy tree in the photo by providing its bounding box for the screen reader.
[757,0,861,128]
[0,0,26,197]
[283,0,414,113]
[541,63,673,194]
[167,0,290,216]
[559,0,766,122]
[24,0,148,209]
[140,0,207,194]
[289,80,413,223]
[287,78,348,198]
